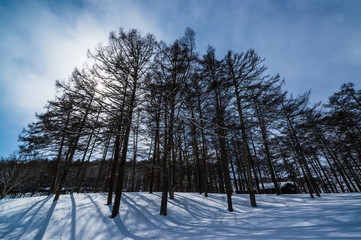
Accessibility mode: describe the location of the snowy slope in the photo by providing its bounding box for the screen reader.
[1,192,360,239]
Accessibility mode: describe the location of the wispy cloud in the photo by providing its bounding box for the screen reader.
[0,0,164,156]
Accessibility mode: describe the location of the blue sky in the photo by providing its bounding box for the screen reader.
[1,0,360,157]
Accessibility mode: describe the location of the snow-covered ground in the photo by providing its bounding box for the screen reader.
[1,192,360,239]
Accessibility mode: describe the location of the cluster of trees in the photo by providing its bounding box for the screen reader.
[3,28,359,217]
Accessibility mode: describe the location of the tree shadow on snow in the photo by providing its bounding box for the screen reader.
[71,194,76,240]
[107,203,148,240]
[0,195,53,240]
[128,194,189,226]
[34,200,57,240]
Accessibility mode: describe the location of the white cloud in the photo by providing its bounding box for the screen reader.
[0,0,166,122]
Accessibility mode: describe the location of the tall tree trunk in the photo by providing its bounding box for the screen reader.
[50,110,71,194]
[54,95,93,201]
[233,140,246,193]
[248,147,261,194]
[112,72,139,218]
[77,131,98,193]
[106,127,122,205]
[214,90,233,212]
[307,155,328,193]
[131,112,140,192]
[321,148,345,193]
[233,82,256,206]
[254,101,281,195]
[177,135,185,192]
[312,151,337,193]
[149,113,160,194]
[285,112,321,198]
[71,134,93,194]
[191,112,203,194]
[107,78,129,205]
[170,128,177,200]
[94,136,111,192]
[321,134,355,192]
[250,137,265,194]
[197,94,209,197]
[160,103,171,216]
